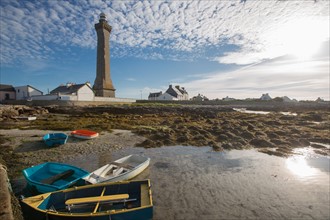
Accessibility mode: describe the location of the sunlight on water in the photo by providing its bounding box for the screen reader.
[286,147,329,179]
[233,108,270,114]
[286,156,318,177]
[280,111,297,116]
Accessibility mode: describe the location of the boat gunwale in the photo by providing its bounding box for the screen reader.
[22,179,153,217]
[71,130,99,137]
[23,162,89,191]
[43,133,69,147]
[83,155,150,184]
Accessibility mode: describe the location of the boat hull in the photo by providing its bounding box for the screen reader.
[21,203,153,220]
[83,155,150,184]
[71,130,99,139]
[21,180,153,220]
[43,133,68,147]
[23,162,89,194]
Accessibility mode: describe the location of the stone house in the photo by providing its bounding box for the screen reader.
[164,85,189,101]
[191,93,209,101]
[148,91,162,100]
[15,85,43,100]
[260,93,272,100]
[0,84,16,101]
[148,85,189,101]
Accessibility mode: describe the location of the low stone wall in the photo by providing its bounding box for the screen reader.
[0,164,14,220]
[2,98,136,107]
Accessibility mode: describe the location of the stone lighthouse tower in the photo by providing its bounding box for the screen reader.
[93,13,115,97]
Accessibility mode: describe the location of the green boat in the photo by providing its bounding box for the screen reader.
[20,179,153,220]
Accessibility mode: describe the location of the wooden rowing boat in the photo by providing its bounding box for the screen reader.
[20,179,153,220]
[71,130,99,139]
[22,162,89,194]
[83,155,150,184]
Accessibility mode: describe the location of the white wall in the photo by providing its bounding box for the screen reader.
[15,86,42,100]
[31,94,78,101]
[28,86,43,97]
[94,97,136,102]
[77,85,95,101]
[157,93,178,101]
[15,86,28,100]
[31,95,58,100]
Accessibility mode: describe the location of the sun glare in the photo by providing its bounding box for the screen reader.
[268,18,329,60]
[286,156,317,178]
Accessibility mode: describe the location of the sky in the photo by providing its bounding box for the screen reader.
[0,0,329,100]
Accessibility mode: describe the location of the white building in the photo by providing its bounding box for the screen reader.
[49,83,95,101]
[15,85,43,100]
[148,85,189,101]
[32,82,94,101]
[191,93,209,101]
[157,92,179,101]
[164,85,189,101]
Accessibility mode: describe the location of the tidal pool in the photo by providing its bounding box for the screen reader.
[67,146,330,220]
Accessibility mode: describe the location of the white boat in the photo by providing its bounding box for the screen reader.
[17,116,37,121]
[83,154,150,184]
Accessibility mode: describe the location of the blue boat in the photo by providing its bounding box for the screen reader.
[43,133,68,147]
[20,179,153,220]
[22,162,89,194]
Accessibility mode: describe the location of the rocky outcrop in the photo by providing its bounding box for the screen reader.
[0,105,48,120]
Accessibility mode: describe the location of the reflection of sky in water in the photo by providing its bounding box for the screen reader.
[280,112,297,116]
[232,108,298,116]
[12,145,329,220]
[286,147,330,179]
[286,157,318,177]
[233,108,270,114]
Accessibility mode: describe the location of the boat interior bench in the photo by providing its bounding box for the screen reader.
[41,169,75,185]
[65,194,130,206]
[111,162,134,169]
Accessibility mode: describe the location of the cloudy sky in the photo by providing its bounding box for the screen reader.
[1,0,329,100]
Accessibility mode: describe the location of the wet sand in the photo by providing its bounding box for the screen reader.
[11,144,330,220]
[69,146,329,220]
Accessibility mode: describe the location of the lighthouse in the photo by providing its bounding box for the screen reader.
[93,13,115,97]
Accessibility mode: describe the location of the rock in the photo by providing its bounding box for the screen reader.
[250,138,275,148]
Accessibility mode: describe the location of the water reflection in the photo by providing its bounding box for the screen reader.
[280,111,297,116]
[286,147,330,178]
[233,108,270,114]
[286,156,318,177]
[14,146,330,220]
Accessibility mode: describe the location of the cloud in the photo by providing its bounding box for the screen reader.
[126,78,136,81]
[183,55,330,100]
[0,0,329,66]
